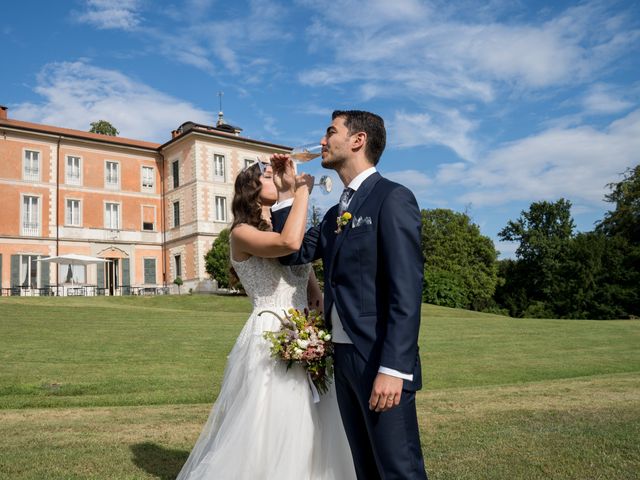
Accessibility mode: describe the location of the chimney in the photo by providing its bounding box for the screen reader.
[0,105,7,120]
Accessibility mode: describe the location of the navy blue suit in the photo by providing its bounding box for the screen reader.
[272,172,428,479]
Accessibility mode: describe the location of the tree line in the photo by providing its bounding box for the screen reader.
[206,165,639,319]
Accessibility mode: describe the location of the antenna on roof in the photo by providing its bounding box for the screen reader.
[217,91,225,126]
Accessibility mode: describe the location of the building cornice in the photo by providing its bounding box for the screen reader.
[0,119,160,153]
[159,127,292,153]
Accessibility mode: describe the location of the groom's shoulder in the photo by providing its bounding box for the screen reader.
[376,175,417,201]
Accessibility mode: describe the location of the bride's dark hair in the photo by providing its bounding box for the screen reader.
[231,162,270,232]
[228,163,270,287]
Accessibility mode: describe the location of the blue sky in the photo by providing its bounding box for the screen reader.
[3,0,639,257]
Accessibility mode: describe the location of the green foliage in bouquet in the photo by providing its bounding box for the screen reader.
[262,308,334,394]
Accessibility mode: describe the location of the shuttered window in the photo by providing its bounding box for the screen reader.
[144,258,156,285]
[172,160,179,188]
[173,201,180,227]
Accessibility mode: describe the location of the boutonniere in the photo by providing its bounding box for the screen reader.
[335,212,352,234]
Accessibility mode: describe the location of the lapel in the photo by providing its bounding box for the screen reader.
[331,172,382,259]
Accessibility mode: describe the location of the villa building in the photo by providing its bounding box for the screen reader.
[0,105,289,295]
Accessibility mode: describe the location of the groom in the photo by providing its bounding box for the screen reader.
[272,110,427,479]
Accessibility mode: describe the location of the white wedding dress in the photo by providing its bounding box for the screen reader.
[176,255,357,480]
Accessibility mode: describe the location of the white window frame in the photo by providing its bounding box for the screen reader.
[104,201,121,230]
[141,165,155,192]
[65,155,82,185]
[21,194,41,236]
[105,160,120,189]
[213,154,226,181]
[20,254,41,288]
[23,149,41,182]
[141,204,156,231]
[65,198,82,227]
[244,158,256,169]
[215,196,227,222]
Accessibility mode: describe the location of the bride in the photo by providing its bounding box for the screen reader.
[176,157,356,479]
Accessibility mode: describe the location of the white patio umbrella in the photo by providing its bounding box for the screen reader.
[39,254,110,285]
[39,254,110,266]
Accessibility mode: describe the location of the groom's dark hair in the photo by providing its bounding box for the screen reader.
[332,110,386,165]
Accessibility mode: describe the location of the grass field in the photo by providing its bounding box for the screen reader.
[1,295,639,479]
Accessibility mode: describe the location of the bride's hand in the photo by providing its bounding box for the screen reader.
[295,173,314,194]
[271,154,296,194]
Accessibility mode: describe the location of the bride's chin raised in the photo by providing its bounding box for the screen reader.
[259,195,277,207]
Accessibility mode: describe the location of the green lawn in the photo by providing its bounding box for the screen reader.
[0,296,638,479]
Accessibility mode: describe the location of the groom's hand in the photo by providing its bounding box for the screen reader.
[369,373,403,413]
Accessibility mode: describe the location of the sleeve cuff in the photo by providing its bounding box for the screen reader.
[378,366,413,381]
[271,197,294,212]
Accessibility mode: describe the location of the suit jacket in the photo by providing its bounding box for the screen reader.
[272,172,424,391]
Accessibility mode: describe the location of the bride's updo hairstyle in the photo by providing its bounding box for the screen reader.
[231,162,270,232]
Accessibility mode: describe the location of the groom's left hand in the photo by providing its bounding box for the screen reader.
[369,373,403,412]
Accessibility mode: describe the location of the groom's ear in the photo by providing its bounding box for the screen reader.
[351,131,367,151]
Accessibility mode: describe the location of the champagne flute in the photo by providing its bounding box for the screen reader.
[289,143,332,194]
[290,143,323,163]
[256,152,332,194]
[316,175,332,194]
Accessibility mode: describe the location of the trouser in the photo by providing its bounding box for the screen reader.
[333,344,428,480]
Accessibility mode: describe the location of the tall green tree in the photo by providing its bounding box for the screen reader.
[553,232,638,319]
[89,120,119,136]
[498,199,575,315]
[494,258,531,317]
[421,209,498,311]
[591,165,640,317]
[596,165,640,243]
[204,228,234,289]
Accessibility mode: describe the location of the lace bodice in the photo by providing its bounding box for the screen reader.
[231,255,311,312]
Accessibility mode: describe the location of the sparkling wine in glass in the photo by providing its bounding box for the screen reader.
[288,144,332,194]
[290,143,323,163]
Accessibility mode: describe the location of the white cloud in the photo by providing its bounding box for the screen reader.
[11,61,212,142]
[74,0,142,31]
[73,0,291,78]
[298,1,639,102]
[155,0,290,77]
[391,109,479,161]
[582,83,634,115]
[296,0,431,28]
[254,109,281,138]
[296,104,334,117]
[435,109,640,208]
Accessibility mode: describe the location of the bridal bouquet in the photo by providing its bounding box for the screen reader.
[262,308,334,398]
